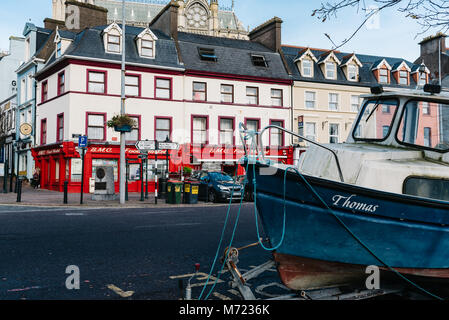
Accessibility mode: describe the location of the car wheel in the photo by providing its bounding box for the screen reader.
[208,190,216,203]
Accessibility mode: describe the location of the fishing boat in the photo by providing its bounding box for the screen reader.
[243,84,449,295]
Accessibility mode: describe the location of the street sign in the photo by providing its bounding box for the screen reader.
[136,140,157,152]
[158,142,179,150]
[79,136,88,149]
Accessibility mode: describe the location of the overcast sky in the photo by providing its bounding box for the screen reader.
[0,0,439,62]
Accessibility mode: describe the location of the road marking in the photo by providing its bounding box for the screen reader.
[64,212,86,216]
[106,284,134,298]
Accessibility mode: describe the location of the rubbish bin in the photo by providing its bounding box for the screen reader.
[184,181,200,204]
[158,178,168,200]
[167,181,183,204]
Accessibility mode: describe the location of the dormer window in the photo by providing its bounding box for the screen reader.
[198,47,217,62]
[103,23,123,54]
[141,39,154,57]
[325,62,337,79]
[379,68,389,84]
[251,55,267,67]
[136,28,157,59]
[399,70,409,85]
[419,72,427,85]
[347,64,358,81]
[107,35,120,53]
[302,59,313,77]
[56,41,62,58]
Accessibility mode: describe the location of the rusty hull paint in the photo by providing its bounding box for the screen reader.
[274,253,449,291]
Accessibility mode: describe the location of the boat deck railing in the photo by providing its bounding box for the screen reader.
[239,123,345,183]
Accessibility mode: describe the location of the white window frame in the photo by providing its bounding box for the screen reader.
[325,62,337,79]
[347,64,358,81]
[305,91,316,109]
[302,59,313,77]
[329,123,339,144]
[328,93,339,111]
[351,95,360,113]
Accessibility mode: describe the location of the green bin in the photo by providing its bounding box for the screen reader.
[166,181,183,204]
[184,182,199,204]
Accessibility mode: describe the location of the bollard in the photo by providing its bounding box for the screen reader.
[63,181,69,204]
[16,179,22,203]
[3,160,8,194]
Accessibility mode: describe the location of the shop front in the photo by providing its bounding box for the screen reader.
[32,142,182,194]
[32,142,294,194]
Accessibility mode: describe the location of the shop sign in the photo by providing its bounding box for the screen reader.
[37,148,62,156]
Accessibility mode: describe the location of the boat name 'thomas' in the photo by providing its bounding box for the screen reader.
[332,194,379,213]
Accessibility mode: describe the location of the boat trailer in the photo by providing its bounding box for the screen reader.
[221,244,418,301]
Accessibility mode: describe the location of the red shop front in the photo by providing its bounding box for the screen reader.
[179,144,295,176]
[32,142,294,194]
[32,142,182,194]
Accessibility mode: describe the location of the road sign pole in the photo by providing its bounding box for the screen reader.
[80,148,85,205]
[140,158,144,202]
[145,157,149,200]
[119,0,127,205]
[155,150,158,205]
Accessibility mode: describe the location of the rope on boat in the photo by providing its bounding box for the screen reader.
[198,128,443,301]
[276,165,444,301]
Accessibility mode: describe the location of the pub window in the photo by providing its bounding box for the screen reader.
[42,80,48,102]
[219,118,234,145]
[270,120,284,146]
[125,74,140,97]
[155,78,172,99]
[271,89,283,107]
[192,116,208,144]
[220,84,234,103]
[155,117,171,142]
[246,87,259,105]
[87,71,106,94]
[41,119,47,145]
[87,113,106,141]
[125,116,140,142]
[193,82,207,101]
[57,113,64,142]
[58,72,65,95]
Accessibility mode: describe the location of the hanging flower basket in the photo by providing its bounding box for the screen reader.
[107,114,137,133]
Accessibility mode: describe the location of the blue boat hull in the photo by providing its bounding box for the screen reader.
[248,164,449,277]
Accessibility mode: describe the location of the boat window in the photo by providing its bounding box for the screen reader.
[353,99,399,141]
[404,177,449,201]
[396,100,449,152]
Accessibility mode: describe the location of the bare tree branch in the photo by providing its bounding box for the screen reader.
[312,0,449,49]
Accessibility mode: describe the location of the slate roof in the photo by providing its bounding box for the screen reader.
[42,24,182,72]
[177,32,291,80]
[282,45,423,88]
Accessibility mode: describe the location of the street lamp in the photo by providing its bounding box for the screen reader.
[119,0,126,204]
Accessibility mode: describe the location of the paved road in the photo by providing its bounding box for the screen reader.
[0,203,288,300]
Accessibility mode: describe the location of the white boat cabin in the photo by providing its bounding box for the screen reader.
[297,86,449,201]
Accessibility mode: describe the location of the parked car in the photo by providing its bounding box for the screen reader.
[236,175,254,202]
[190,171,243,203]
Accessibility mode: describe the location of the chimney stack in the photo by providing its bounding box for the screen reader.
[248,17,283,52]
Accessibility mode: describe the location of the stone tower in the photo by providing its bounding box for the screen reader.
[52,0,95,21]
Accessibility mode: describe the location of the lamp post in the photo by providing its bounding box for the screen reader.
[119,0,126,204]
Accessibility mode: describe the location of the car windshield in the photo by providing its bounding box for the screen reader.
[353,99,399,141]
[397,99,449,152]
[209,172,234,182]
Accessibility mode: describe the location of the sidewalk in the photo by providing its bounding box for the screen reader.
[0,184,232,208]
